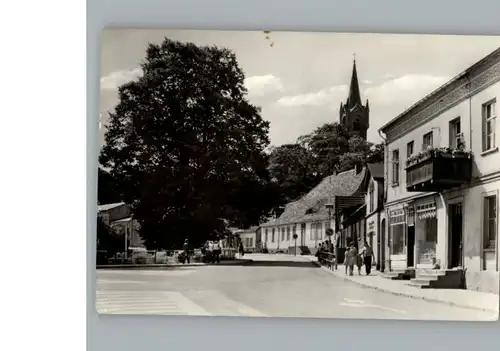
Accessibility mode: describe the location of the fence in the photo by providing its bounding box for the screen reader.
[97,247,237,265]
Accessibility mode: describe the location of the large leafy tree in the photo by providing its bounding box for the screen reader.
[303,123,384,175]
[268,144,320,203]
[298,122,352,177]
[100,38,275,249]
[96,217,123,255]
[97,168,122,205]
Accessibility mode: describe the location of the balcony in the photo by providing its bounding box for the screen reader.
[405,148,472,192]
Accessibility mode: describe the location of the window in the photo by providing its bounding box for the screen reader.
[483,194,497,271]
[286,227,290,241]
[482,100,496,152]
[272,228,275,242]
[293,225,297,237]
[407,141,414,158]
[483,195,497,249]
[281,228,285,241]
[249,238,253,247]
[310,223,315,240]
[423,131,433,150]
[390,210,406,255]
[317,222,323,240]
[425,217,438,243]
[449,117,462,149]
[265,229,268,243]
[391,149,399,184]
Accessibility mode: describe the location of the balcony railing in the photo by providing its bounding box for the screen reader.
[405,147,472,192]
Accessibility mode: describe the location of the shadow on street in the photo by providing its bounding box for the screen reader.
[212,260,320,268]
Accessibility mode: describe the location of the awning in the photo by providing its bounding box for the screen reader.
[416,202,436,220]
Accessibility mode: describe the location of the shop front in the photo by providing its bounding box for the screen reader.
[414,199,438,269]
[388,207,407,270]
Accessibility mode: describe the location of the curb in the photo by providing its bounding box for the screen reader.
[312,261,498,314]
[97,259,253,269]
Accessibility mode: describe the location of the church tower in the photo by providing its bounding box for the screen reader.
[339,58,369,140]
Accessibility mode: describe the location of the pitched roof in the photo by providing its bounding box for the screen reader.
[234,226,259,234]
[97,202,126,212]
[261,167,367,227]
[367,163,384,180]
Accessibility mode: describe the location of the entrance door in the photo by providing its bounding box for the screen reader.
[407,226,415,267]
[449,203,463,268]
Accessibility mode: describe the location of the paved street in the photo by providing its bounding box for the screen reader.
[96,255,496,321]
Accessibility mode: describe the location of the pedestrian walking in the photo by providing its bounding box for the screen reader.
[213,238,221,264]
[345,242,358,276]
[183,239,190,264]
[360,240,374,275]
[239,241,244,258]
[207,240,214,263]
[356,252,363,275]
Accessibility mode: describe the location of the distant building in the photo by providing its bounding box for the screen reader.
[234,226,259,252]
[364,163,385,271]
[97,202,144,249]
[260,167,368,255]
[339,58,370,140]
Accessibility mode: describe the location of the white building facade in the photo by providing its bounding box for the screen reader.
[379,47,500,294]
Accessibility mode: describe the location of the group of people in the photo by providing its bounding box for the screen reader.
[344,240,374,276]
[316,236,375,276]
[180,238,223,264]
[201,239,223,264]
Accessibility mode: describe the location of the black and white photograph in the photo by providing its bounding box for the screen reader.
[96,29,500,321]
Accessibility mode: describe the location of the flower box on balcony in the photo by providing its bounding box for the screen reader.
[405,147,473,192]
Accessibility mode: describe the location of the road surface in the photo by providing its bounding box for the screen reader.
[95,254,496,321]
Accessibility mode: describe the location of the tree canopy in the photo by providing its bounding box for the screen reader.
[100,38,277,249]
[96,217,123,255]
[268,122,384,203]
[267,144,321,204]
[97,168,122,205]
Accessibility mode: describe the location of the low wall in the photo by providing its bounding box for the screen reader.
[465,271,499,294]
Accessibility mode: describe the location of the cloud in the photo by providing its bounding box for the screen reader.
[100,68,143,90]
[362,79,373,85]
[364,74,449,106]
[276,85,348,107]
[244,74,284,97]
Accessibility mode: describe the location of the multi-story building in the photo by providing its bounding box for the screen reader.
[364,163,385,271]
[379,47,500,293]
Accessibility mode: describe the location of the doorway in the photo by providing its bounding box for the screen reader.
[300,223,306,247]
[407,226,415,267]
[449,203,463,268]
[380,219,386,271]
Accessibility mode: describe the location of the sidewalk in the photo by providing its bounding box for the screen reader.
[311,258,499,313]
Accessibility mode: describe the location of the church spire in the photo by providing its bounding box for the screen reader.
[347,56,362,108]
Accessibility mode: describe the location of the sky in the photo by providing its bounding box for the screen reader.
[100,30,500,147]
